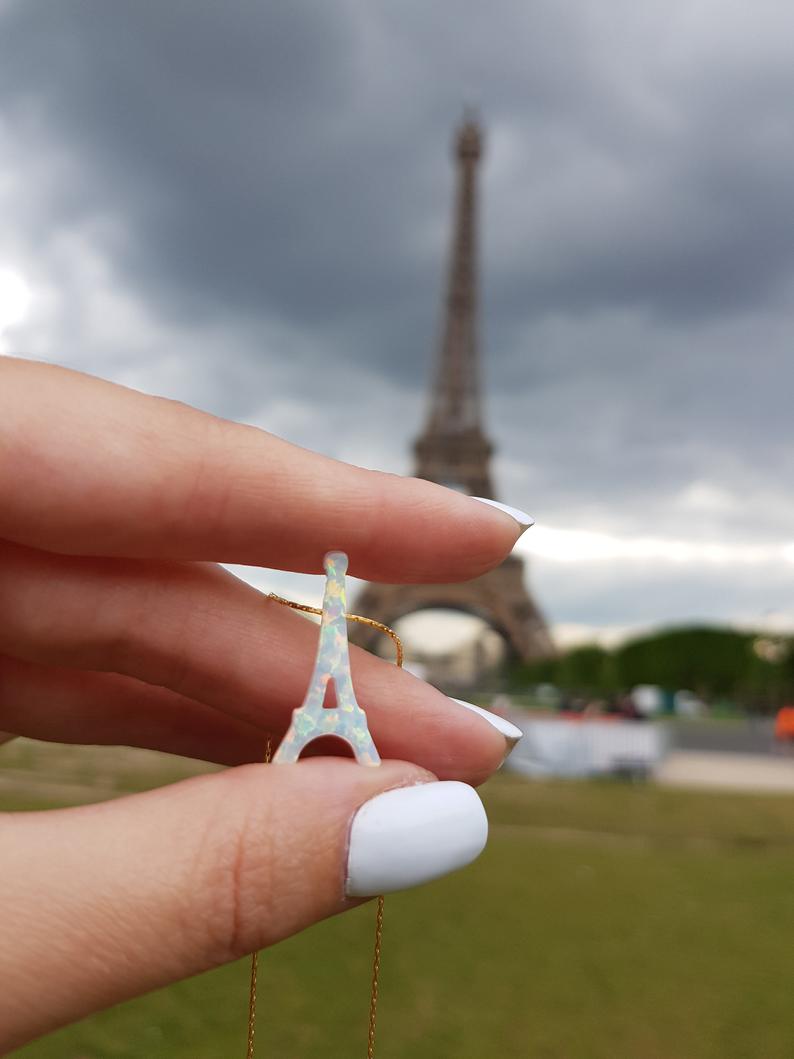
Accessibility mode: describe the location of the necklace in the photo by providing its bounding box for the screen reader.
[245,550,402,1058]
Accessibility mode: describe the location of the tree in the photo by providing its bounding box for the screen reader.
[507,625,794,712]
[614,626,751,697]
[557,644,614,695]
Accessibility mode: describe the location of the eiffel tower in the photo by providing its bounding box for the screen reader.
[351,116,553,666]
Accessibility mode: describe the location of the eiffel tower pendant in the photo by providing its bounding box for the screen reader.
[273,551,381,766]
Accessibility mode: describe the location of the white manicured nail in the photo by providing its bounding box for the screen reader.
[346,782,488,897]
[471,497,535,531]
[452,699,524,747]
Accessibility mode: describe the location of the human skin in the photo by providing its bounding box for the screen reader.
[0,357,525,1051]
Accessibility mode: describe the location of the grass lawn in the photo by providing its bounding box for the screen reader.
[3,745,794,1058]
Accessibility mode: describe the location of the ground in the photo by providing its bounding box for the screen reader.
[3,743,794,1058]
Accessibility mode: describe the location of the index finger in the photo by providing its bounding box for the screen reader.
[0,359,531,581]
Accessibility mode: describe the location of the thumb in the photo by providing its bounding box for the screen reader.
[0,759,488,1050]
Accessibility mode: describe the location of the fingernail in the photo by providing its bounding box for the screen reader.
[451,698,524,750]
[346,781,488,897]
[471,497,535,532]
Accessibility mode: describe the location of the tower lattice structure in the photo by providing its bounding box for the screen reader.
[351,117,553,666]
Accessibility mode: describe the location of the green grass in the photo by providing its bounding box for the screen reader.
[4,749,794,1058]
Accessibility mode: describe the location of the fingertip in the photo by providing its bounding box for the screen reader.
[346,780,488,897]
[470,496,535,533]
[344,474,526,583]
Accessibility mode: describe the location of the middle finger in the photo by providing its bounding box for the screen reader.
[0,541,510,784]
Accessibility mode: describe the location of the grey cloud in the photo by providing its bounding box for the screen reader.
[1,0,793,633]
[533,558,794,631]
[6,3,794,352]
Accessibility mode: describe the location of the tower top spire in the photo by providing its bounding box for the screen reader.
[455,113,482,161]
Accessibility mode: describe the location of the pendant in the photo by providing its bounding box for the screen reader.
[273,551,381,766]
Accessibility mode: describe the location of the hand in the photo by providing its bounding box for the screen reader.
[0,357,526,1051]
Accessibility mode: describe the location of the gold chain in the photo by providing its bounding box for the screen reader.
[245,594,403,1057]
[246,736,271,1059]
[367,895,385,1059]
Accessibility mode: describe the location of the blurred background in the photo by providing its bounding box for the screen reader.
[2,2,794,1056]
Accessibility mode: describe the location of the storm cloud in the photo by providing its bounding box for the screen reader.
[1,0,793,639]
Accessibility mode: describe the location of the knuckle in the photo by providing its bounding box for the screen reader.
[173,415,235,540]
[183,774,277,966]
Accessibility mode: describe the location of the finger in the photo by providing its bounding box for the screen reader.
[0,760,487,1051]
[0,358,528,581]
[0,655,272,766]
[0,542,518,784]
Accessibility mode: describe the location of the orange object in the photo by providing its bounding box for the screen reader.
[775,707,794,741]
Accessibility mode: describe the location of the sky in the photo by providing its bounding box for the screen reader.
[0,0,793,648]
